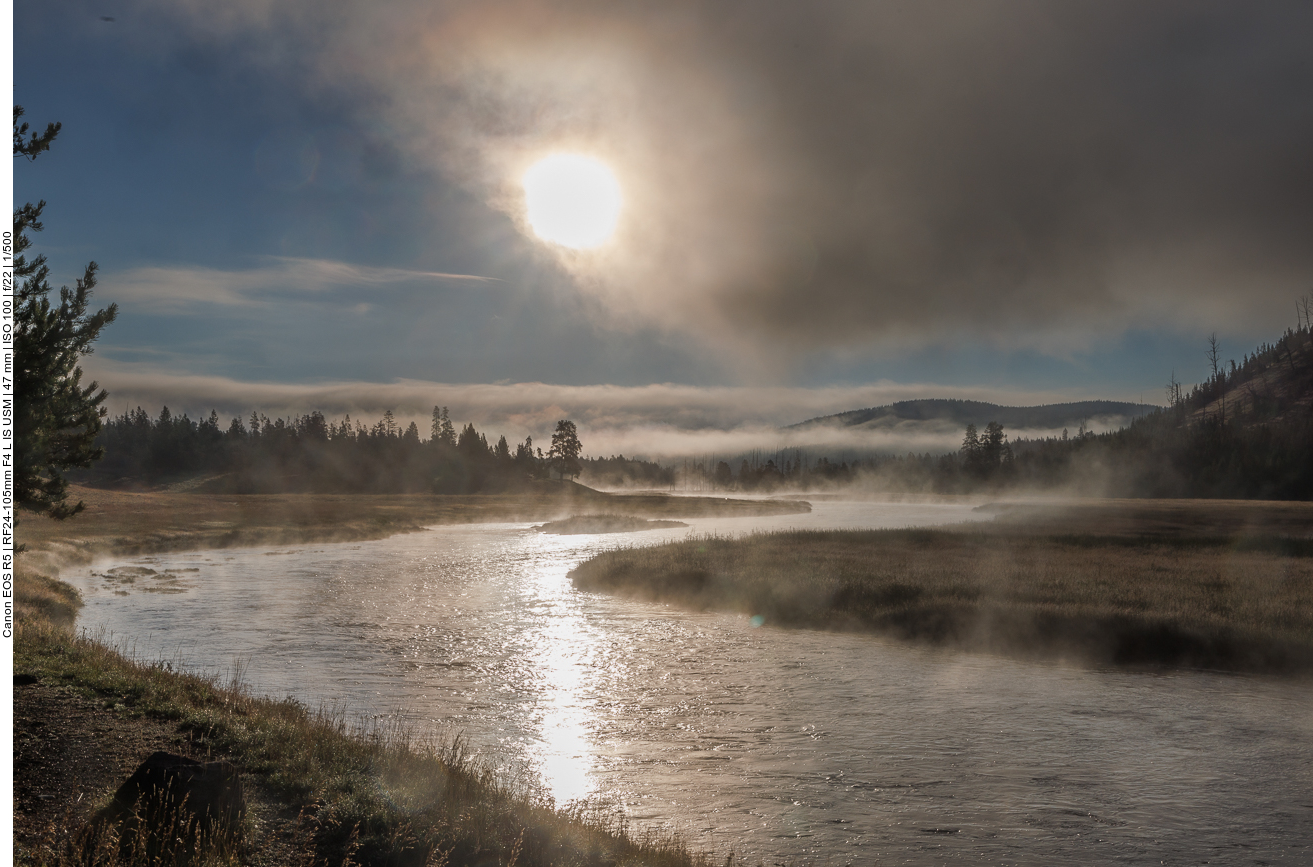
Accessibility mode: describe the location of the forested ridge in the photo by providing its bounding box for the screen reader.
[1020,318,1313,499]
[850,317,1313,499]
[680,317,1313,499]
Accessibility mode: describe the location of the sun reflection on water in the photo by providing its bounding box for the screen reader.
[523,535,606,806]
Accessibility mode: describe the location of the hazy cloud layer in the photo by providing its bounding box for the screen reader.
[89,360,1120,458]
[143,0,1313,358]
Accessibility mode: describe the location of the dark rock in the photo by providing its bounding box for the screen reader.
[14,673,40,686]
[82,751,245,863]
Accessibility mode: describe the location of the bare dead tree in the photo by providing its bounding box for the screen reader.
[1165,370,1183,409]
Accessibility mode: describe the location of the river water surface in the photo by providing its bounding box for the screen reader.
[67,501,1313,865]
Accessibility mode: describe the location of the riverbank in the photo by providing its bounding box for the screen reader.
[18,483,808,574]
[14,615,707,866]
[14,486,803,866]
[570,499,1313,673]
[535,515,689,534]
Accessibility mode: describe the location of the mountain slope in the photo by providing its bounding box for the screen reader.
[791,399,1156,433]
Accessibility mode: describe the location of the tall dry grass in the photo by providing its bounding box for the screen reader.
[13,485,807,866]
[571,528,1313,672]
[15,598,710,867]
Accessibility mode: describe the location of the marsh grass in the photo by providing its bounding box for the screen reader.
[14,615,711,867]
[570,526,1313,672]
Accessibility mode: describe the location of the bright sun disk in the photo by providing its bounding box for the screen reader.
[522,153,622,250]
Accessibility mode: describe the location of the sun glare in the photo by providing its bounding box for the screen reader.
[522,153,622,250]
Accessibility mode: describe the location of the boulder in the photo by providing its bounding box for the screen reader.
[84,751,245,863]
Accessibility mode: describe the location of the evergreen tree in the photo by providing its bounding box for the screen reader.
[547,419,583,480]
[713,460,733,488]
[439,407,457,446]
[981,421,1012,466]
[13,107,118,518]
[960,424,981,466]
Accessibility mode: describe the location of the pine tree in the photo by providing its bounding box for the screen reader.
[13,107,118,518]
[547,419,583,480]
[439,407,456,446]
[960,424,981,463]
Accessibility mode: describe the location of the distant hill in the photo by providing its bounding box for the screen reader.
[790,399,1157,433]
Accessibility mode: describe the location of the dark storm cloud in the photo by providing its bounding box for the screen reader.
[133,1,1313,355]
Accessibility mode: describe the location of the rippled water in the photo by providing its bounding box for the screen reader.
[68,501,1313,865]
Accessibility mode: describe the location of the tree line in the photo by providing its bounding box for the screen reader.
[86,408,594,494]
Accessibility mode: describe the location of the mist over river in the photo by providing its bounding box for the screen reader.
[68,501,1313,865]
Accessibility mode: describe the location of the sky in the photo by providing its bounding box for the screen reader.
[14,0,1313,456]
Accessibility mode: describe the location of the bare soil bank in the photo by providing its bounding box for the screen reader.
[571,500,1313,674]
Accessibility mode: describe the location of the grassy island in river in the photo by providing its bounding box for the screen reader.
[570,499,1313,674]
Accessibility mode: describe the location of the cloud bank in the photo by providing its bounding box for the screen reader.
[88,360,1128,459]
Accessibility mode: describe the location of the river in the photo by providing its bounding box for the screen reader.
[66,500,1313,865]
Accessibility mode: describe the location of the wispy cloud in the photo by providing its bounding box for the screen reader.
[106,257,498,310]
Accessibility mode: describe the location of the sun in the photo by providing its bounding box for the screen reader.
[522,153,622,250]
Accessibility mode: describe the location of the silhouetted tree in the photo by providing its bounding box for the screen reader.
[981,421,1012,467]
[960,423,981,468]
[439,407,457,446]
[713,460,733,489]
[13,106,118,518]
[548,419,583,480]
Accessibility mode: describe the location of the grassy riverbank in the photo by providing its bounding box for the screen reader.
[570,500,1313,673]
[14,614,706,866]
[14,486,801,866]
[18,483,806,574]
